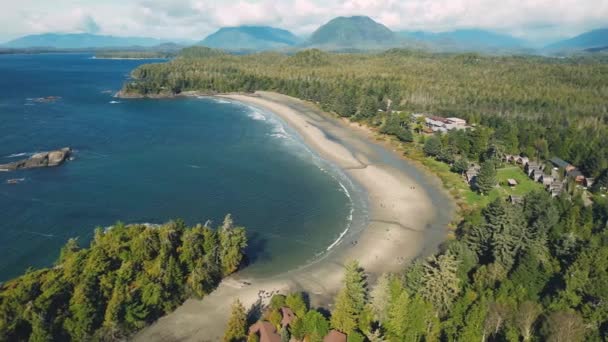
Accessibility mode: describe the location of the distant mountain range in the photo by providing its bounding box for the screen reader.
[3,20,607,55]
[545,28,608,51]
[199,26,301,51]
[0,33,173,49]
[400,29,529,52]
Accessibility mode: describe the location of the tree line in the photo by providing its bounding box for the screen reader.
[120,47,608,178]
[227,191,608,341]
[0,215,247,341]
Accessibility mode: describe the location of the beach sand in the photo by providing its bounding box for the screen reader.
[133,92,453,342]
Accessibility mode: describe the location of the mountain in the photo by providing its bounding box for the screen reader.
[307,16,401,50]
[545,28,608,51]
[200,26,300,51]
[1,33,167,49]
[399,29,528,52]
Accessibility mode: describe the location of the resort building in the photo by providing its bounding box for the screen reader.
[248,321,281,342]
[414,113,468,133]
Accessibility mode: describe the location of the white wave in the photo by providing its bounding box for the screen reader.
[338,181,353,201]
[248,110,267,121]
[109,101,121,104]
[6,152,28,158]
[188,164,201,169]
[326,226,350,251]
[25,231,54,238]
[213,98,232,104]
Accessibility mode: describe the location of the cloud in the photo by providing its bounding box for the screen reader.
[0,0,606,44]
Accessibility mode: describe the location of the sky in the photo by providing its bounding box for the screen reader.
[0,0,607,45]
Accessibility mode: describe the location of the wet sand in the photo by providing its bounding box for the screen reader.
[133,92,454,342]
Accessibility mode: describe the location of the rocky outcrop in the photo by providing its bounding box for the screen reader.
[0,147,72,171]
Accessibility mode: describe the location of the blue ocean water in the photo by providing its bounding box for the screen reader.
[0,54,361,281]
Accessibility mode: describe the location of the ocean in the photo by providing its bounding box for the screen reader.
[0,53,365,281]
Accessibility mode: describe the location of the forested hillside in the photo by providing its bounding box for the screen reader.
[121,47,608,178]
[0,215,247,341]
[238,189,608,341]
[119,47,608,341]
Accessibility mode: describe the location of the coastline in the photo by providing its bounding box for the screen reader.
[133,92,454,342]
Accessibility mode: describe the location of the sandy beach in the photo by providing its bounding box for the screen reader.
[133,92,454,342]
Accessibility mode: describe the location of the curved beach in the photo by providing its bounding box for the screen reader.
[134,92,454,341]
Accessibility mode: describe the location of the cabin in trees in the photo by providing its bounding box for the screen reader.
[465,164,480,185]
[508,195,523,205]
[550,157,575,172]
[550,157,587,184]
[249,321,281,342]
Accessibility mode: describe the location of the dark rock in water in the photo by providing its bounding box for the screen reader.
[0,147,72,171]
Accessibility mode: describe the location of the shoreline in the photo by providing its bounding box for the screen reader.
[133,92,455,342]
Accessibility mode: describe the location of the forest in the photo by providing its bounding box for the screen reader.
[121,47,608,178]
[232,192,608,341]
[0,215,247,341]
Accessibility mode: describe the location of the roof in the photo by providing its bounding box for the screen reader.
[550,157,570,169]
[428,116,451,124]
[567,169,584,178]
[249,322,281,342]
[507,179,518,186]
[324,330,347,342]
[280,307,295,327]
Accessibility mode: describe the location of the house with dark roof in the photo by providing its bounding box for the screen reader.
[550,157,571,169]
[567,169,585,184]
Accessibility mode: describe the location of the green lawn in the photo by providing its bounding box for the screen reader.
[496,166,545,196]
[375,133,544,215]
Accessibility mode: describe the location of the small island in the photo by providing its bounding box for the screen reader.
[0,147,72,172]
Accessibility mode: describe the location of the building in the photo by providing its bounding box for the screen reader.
[507,179,518,187]
[446,117,467,126]
[422,115,468,133]
[280,307,295,328]
[548,180,565,197]
[567,169,585,184]
[465,164,480,185]
[503,155,517,163]
[540,175,554,187]
[550,157,576,172]
[585,178,595,188]
[516,156,530,165]
[324,330,347,342]
[249,322,281,342]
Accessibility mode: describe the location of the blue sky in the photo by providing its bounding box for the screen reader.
[1,0,606,44]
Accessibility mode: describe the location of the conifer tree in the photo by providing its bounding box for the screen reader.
[475,160,497,194]
[224,299,247,342]
[330,261,367,334]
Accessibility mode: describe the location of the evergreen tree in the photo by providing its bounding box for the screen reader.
[219,215,248,276]
[475,160,497,194]
[330,261,367,334]
[303,310,329,342]
[451,157,469,174]
[224,300,247,342]
[285,293,307,318]
[423,135,442,157]
[369,273,391,324]
[419,253,460,315]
